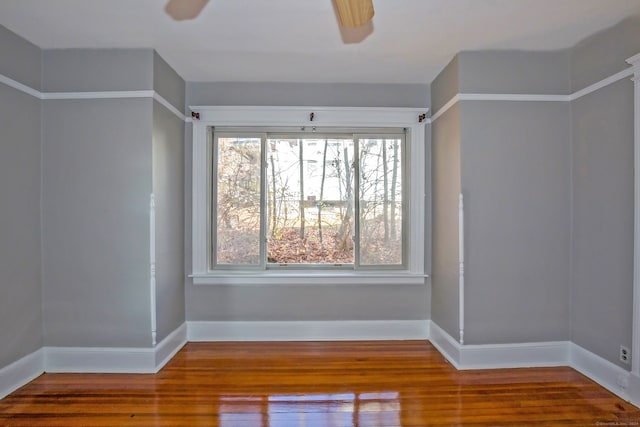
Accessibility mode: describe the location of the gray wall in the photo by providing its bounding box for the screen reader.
[154,52,185,113]
[43,49,153,92]
[40,48,189,348]
[430,56,459,115]
[430,104,461,338]
[569,17,639,368]
[458,50,570,95]
[152,100,185,342]
[42,98,153,347]
[571,17,640,92]
[571,80,634,368]
[460,101,571,344]
[186,82,429,108]
[185,82,431,322]
[0,26,42,368]
[0,25,42,91]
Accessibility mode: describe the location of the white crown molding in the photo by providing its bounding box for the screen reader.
[0,72,187,121]
[431,65,635,122]
[41,90,154,100]
[0,349,44,400]
[187,320,430,342]
[0,74,42,99]
[569,68,634,101]
[152,92,187,121]
[627,53,640,70]
[460,93,570,102]
[430,94,460,123]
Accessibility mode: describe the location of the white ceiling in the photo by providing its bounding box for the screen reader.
[1,0,640,84]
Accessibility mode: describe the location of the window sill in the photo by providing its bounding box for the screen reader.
[189,271,429,286]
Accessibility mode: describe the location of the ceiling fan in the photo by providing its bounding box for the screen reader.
[164,0,374,28]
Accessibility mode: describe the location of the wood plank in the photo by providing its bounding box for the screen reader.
[1,341,638,426]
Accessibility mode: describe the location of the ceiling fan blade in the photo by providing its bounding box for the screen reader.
[165,0,209,21]
[333,0,374,28]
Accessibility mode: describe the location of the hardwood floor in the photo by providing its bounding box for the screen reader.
[1,341,639,426]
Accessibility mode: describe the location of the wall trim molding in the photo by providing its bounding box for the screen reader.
[570,342,632,403]
[155,323,188,370]
[41,90,154,100]
[0,73,42,99]
[43,323,187,374]
[429,321,569,370]
[569,67,634,101]
[3,322,640,408]
[44,346,157,374]
[428,320,640,404]
[0,72,186,121]
[0,349,45,400]
[431,65,634,122]
[152,92,186,122]
[187,320,430,342]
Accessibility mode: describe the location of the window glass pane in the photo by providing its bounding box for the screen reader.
[266,138,354,264]
[215,137,262,265]
[359,138,403,265]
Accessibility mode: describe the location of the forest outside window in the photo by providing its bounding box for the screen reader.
[212,128,406,270]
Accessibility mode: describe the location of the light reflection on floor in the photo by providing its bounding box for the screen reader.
[219,392,400,427]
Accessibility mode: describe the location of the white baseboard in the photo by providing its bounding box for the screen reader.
[187,320,429,342]
[627,373,640,407]
[428,321,640,405]
[45,346,156,373]
[429,321,462,368]
[570,343,632,402]
[459,341,569,370]
[428,321,568,370]
[0,349,45,399]
[44,323,187,374]
[155,323,187,370]
[3,321,639,409]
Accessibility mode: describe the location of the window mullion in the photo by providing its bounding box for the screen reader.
[260,134,268,269]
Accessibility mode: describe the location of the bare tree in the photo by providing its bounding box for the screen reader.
[318,139,328,243]
[390,140,399,240]
[298,139,305,240]
[382,140,389,243]
[269,153,277,237]
[338,142,353,250]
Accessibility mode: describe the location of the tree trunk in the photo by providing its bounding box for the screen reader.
[382,140,389,243]
[298,140,305,240]
[390,140,398,240]
[270,154,277,237]
[318,139,328,243]
[339,143,353,248]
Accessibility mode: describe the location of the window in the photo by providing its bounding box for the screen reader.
[213,129,406,269]
[191,107,426,285]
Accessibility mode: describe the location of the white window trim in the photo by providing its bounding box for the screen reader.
[190,106,428,286]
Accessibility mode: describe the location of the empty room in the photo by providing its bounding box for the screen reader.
[2,0,640,425]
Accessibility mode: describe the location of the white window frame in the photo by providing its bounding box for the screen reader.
[190,106,427,285]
